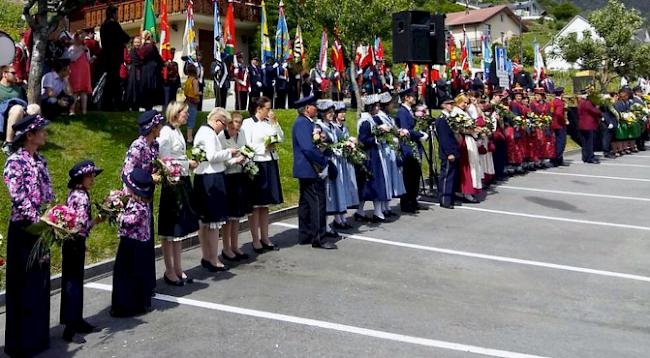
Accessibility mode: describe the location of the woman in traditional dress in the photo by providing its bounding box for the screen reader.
[157,102,199,286]
[68,31,92,115]
[452,94,483,203]
[137,31,164,110]
[241,97,284,253]
[62,160,103,342]
[219,112,253,261]
[508,88,528,173]
[111,168,156,317]
[121,110,163,297]
[193,108,237,271]
[357,94,389,222]
[377,92,406,216]
[125,36,143,111]
[3,114,54,357]
[332,102,358,229]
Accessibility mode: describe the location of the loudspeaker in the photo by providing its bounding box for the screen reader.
[430,14,446,65]
[392,11,432,64]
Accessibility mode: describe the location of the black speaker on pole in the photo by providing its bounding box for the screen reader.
[430,13,446,65]
[392,10,432,64]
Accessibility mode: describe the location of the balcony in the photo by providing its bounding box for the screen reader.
[79,0,261,29]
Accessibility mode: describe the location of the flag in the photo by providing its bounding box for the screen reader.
[481,35,492,81]
[160,0,171,61]
[260,0,273,63]
[223,0,236,57]
[533,40,545,81]
[293,25,304,63]
[448,32,457,78]
[318,30,328,72]
[331,37,344,73]
[374,36,384,74]
[182,0,197,61]
[465,31,473,67]
[275,0,290,63]
[142,0,157,41]
[213,0,223,63]
[461,29,470,72]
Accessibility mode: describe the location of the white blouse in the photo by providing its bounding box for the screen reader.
[218,130,247,174]
[193,124,232,175]
[241,116,284,162]
[157,125,190,176]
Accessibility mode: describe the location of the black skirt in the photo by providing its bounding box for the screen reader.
[60,235,87,326]
[251,160,284,206]
[193,172,228,224]
[225,172,253,219]
[111,237,154,318]
[158,176,199,240]
[5,220,50,357]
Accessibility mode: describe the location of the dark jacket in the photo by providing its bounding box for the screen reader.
[395,104,424,158]
[292,114,328,178]
[435,113,460,160]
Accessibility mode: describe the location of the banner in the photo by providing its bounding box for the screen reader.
[275,0,290,63]
[261,0,273,63]
[224,1,236,57]
[143,0,157,41]
[182,0,197,61]
[293,25,304,63]
[318,30,328,72]
[494,46,509,88]
[213,0,223,63]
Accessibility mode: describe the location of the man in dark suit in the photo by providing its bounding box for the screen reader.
[275,63,289,109]
[395,87,426,213]
[248,57,263,113]
[435,99,460,209]
[292,96,337,249]
[262,59,276,106]
[99,6,130,110]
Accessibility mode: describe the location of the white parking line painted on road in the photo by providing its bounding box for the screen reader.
[498,186,650,202]
[85,282,549,358]
[535,171,650,182]
[273,223,650,284]
[414,202,650,232]
[574,162,650,169]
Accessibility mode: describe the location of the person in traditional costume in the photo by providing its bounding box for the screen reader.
[467,92,494,185]
[121,110,163,297]
[435,99,460,209]
[377,92,406,216]
[241,97,284,253]
[3,114,54,357]
[193,108,237,271]
[332,102,358,229]
[452,94,483,203]
[600,92,620,159]
[508,87,528,173]
[614,88,636,154]
[61,160,103,343]
[578,89,602,164]
[292,95,337,249]
[357,94,390,222]
[529,87,555,168]
[111,168,156,318]
[157,102,199,286]
[219,112,253,261]
[550,87,569,166]
[489,90,508,180]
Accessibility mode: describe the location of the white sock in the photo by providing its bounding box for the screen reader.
[373,201,385,219]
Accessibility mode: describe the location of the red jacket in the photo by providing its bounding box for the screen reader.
[530,100,551,115]
[510,100,530,117]
[577,98,602,131]
[550,97,566,130]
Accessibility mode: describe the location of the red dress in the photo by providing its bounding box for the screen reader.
[530,100,553,161]
[69,48,92,93]
[458,136,482,195]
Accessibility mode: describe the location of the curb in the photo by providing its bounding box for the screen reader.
[0,205,299,307]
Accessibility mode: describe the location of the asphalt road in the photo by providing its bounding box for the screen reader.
[1,150,650,358]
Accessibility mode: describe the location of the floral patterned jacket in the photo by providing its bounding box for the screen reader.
[122,136,160,177]
[67,188,93,237]
[3,148,55,223]
[118,196,151,241]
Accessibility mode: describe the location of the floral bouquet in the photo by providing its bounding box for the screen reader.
[264,134,281,146]
[538,114,552,129]
[512,115,525,128]
[242,160,260,179]
[372,125,399,150]
[448,112,474,133]
[414,104,433,132]
[94,189,129,226]
[26,205,80,267]
[495,104,515,122]
[312,127,331,151]
[155,157,183,186]
[190,146,207,162]
[630,103,649,123]
[240,144,256,159]
[620,112,637,125]
[334,137,367,166]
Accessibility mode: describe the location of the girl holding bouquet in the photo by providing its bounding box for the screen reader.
[157,102,199,286]
[218,112,253,261]
[61,160,104,343]
[333,102,359,227]
[452,95,483,203]
[111,168,156,317]
[193,108,237,271]
[3,114,54,357]
[241,97,284,253]
[377,92,406,216]
[122,110,163,296]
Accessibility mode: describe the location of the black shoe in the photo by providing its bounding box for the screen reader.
[253,245,266,254]
[416,204,429,211]
[221,250,240,261]
[63,326,86,344]
[201,259,230,272]
[312,241,338,249]
[353,213,369,222]
[298,240,312,246]
[384,211,397,217]
[261,241,280,251]
[325,230,339,238]
[331,221,347,230]
[401,207,417,214]
[371,215,386,223]
[164,273,185,287]
[235,252,251,260]
[464,195,480,204]
[181,275,194,284]
[75,320,99,333]
[439,203,454,209]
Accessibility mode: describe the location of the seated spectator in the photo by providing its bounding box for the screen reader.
[0,65,27,154]
[40,60,75,120]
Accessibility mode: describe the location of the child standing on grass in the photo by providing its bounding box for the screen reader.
[62,160,104,343]
[111,168,155,318]
[183,63,202,144]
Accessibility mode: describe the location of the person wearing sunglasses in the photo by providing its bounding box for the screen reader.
[0,65,28,155]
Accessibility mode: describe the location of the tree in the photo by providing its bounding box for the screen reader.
[553,0,645,88]
[506,35,534,67]
[551,2,581,22]
[22,0,91,104]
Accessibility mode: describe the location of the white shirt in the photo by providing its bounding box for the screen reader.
[157,125,190,176]
[218,130,247,174]
[241,116,284,162]
[193,124,232,174]
[41,72,65,96]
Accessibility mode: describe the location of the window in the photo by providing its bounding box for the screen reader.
[500,14,504,22]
